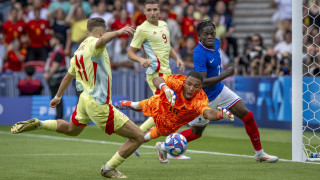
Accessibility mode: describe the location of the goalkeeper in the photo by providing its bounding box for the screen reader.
[115,71,234,163]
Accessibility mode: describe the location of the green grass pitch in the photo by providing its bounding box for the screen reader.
[0,124,319,180]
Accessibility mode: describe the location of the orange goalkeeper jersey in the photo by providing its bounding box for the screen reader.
[141,74,211,135]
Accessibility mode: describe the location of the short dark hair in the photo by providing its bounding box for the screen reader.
[25,65,35,76]
[52,33,64,44]
[187,71,203,83]
[196,20,216,34]
[144,0,159,6]
[87,17,106,32]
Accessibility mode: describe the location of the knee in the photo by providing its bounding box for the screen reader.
[134,131,145,145]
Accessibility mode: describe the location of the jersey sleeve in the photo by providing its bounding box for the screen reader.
[89,37,104,58]
[68,56,76,76]
[193,92,211,117]
[130,25,145,49]
[162,74,185,92]
[193,50,207,72]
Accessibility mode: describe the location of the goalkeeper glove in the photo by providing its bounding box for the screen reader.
[159,83,176,106]
[217,107,234,121]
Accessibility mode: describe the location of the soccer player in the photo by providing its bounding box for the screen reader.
[11,17,144,178]
[115,71,234,163]
[127,0,185,140]
[179,20,279,163]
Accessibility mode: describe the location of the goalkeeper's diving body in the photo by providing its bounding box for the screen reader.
[115,71,234,163]
[11,17,144,178]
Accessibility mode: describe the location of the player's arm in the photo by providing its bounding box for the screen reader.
[153,77,176,106]
[127,46,151,68]
[199,67,235,89]
[95,26,135,49]
[169,47,185,73]
[49,72,75,108]
[203,107,234,121]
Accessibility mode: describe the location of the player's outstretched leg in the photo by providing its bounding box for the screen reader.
[11,118,41,134]
[100,163,127,178]
[254,152,279,163]
[155,142,169,163]
[114,100,142,112]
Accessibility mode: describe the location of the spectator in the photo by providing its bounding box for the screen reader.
[194,3,210,22]
[112,38,135,70]
[168,0,183,21]
[180,35,195,69]
[273,19,291,43]
[17,65,43,95]
[27,0,48,21]
[160,1,182,51]
[133,0,146,27]
[1,8,26,45]
[212,13,227,50]
[69,0,92,17]
[259,48,277,77]
[65,4,88,56]
[275,52,291,76]
[44,33,67,119]
[3,38,26,72]
[304,44,320,76]
[274,30,292,55]
[214,0,238,58]
[181,4,195,38]
[25,8,51,62]
[111,8,132,59]
[90,0,114,30]
[48,0,72,15]
[271,0,292,29]
[48,8,71,56]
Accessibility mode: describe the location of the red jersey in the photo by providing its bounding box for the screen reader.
[18,78,43,95]
[134,11,146,27]
[141,75,210,135]
[2,20,26,44]
[111,19,132,38]
[7,49,27,71]
[181,16,195,37]
[25,19,51,48]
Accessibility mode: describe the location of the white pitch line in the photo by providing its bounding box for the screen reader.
[1,131,320,165]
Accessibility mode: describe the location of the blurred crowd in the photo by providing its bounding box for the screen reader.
[0,0,314,78]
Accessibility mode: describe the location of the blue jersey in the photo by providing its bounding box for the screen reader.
[193,38,224,101]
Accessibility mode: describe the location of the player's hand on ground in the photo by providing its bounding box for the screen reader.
[140,58,151,68]
[177,58,185,73]
[50,99,61,108]
[163,87,176,106]
[118,26,135,36]
[217,107,234,121]
[225,67,235,77]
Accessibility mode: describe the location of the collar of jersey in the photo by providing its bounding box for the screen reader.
[199,41,215,52]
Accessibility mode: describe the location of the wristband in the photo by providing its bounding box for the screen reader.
[54,95,62,100]
[159,83,167,90]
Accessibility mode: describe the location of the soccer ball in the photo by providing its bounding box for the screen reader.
[164,133,188,156]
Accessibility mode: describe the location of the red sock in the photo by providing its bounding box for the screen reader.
[180,128,201,142]
[241,111,262,151]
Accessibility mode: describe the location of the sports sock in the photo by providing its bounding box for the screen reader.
[41,120,58,131]
[179,128,201,142]
[160,142,166,151]
[106,152,125,169]
[130,102,140,109]
[241,111,262,151]
[140,117,155,133]
[255,149,264,156]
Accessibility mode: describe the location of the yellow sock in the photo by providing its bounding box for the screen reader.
[107,152,125,169]
[42,120,57,131]
[140,117,155,133]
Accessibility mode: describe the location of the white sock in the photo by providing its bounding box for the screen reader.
[131,102,141,109]
[255,149,264,155]
[160,142,166,152]
[144,132,151,141]
[104,163,112,170]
